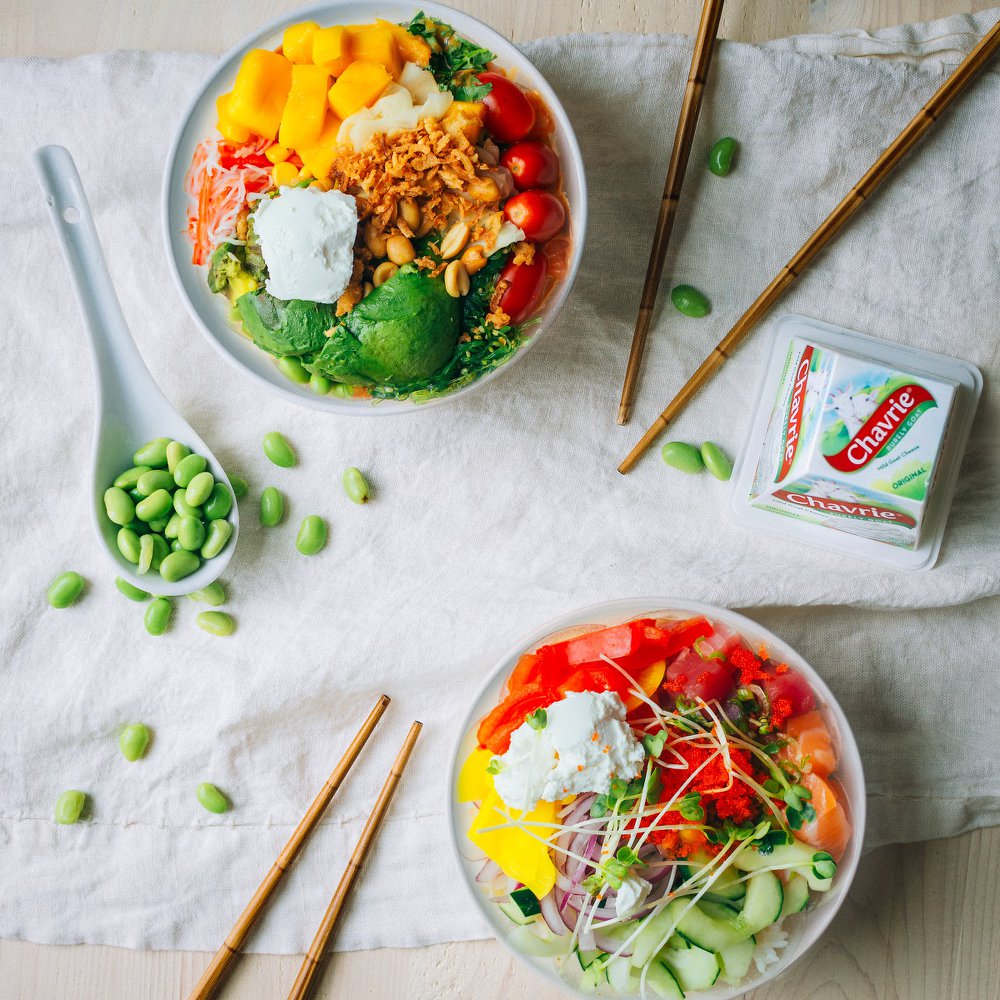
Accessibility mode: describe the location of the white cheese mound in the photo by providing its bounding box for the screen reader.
[615,874,653,920]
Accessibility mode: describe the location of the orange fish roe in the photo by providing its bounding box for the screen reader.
[770,695,794,729]
[775,662,790,675]
[728,646,767,686]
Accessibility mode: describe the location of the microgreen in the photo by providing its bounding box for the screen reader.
[678,792,705,822]
[582,844,645,894]
[812,852,837,880]
[526,708,547,731]
[642,730,668,758]
[486,757,503,775]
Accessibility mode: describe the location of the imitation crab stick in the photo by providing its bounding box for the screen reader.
[796,772,852,861]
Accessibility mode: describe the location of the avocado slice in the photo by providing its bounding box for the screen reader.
[235,289,337,358]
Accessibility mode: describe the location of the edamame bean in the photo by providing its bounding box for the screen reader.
[164,514,182,539]
[47,571,85,609]
[54,789,86,825]
[185,471,215,507]
[229,475,248,499]
[277,357,310,384]
[173,491,200,518]
[136,488,173,522]
[133,437,171,468]
[138,533,155,574]
[144,597,172,636]
[113,465,150,490]
[187,582,226,606]
[309,373,332,395]
[104,487,136,526]
[128,487,145,503]
[197,610,235,636]
[671,284,711,318]
[115,577,149,602]
[708,136,739,177]
[170,539,184,552]
[136,469,175,496]
[661,441,705,474]
[117,527,141,563]
[128,518,150,536]
[329,383,354,398]
[150,534,170,570]
[296,515,327,556]
[700,442,733,481]
[165,440,191,474]
[204,483,232,521]
[174,453,207,488]
[159,550,200,582]
[147,515,170,534]
[196,782,230,812]
[342,467,370,504]
[178,515,206,552]
[119,723,150,761]
[263,431,296,468]
[260,487,284,527]
[201,519,233,559]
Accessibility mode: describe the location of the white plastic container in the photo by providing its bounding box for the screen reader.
[731,315,982,570]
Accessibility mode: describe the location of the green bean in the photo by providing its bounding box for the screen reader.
[136,488,173,522]
[104,486,136,526]
[185,471,215,507]
[671,284,711,318]
[309,373,333,395]
[173,491,200,518]
[165,441,191,474]
[263,431,296,468]
[164,513,182,539]
[201,519,233,559]
[133,437,171,468]
[174,453,207,488]
[260,487,284,527]
[178,515,206,552]
[54,789,86,825]
[197,611,235,637]
[159,550,200,582]
[144,597,172,635]
[700,442,733,481]
[136,470,175,496]
[196,782,230,813]
[342,467,370,504]
[277,357,310,384]
[228,475,248,499]
[187,582,226,606]
[204,483,232,521]
[296,515,327,556]
[47,571,85,609]
[115,577,150,602]
[117,527,141,563]
[138,533,155,574]
[149,534,170,570]
[708,136,738,177]
[661,441,705,474]
[113,466,150,490]
[119,723,150,761]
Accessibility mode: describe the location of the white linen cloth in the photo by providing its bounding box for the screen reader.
[1,10,999,954]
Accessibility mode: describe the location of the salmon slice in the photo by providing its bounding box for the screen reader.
[797,772,851,861]
[782,710,837,778]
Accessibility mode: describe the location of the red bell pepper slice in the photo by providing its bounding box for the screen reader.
[477,683,559,754]
[219,151,273,170]
[644,617,713,657]
[507,652,543,691]
[536,619,657,670]
[558,665,632,702]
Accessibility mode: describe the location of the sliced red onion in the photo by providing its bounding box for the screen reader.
[593,930,633,956]
[476,858,502,883]
[539,890,568,937]
[577,927,596,952]
[562,793,597,828]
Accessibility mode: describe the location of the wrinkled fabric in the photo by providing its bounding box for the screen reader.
[1,9,998,954]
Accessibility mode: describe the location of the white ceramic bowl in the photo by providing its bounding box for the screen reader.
[162,0,587,413]
[448,598,866,1000]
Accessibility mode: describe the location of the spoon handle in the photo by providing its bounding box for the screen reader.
[33,145,163,413]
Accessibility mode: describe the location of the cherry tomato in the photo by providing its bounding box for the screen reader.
[503,191,565,243]
[500,140,560,190]
[665,650,736,705]
[498,252,548,325]
[478,72,536,143]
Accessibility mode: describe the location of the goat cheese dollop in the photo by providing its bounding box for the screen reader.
[493,690,645,813]
[615,874,653,920]
[252,187,358,303]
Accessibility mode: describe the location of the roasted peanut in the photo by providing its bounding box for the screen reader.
[444,260,471,298]
[440,221,470,260]
[461,245,489,275]
[363,222,388,258]
[466,175,501,203]
[398,200,421,233]
[373,261,399,287]
[386,234,416,266]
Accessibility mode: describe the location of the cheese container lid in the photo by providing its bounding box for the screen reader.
[730,315,982,570]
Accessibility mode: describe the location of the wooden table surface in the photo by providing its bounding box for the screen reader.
[5,1,999,997]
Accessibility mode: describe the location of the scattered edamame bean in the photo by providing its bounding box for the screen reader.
[260,487,284,527]
[700,442,733,481]
[671,284,711,318]
[342,467,370,504]
[296,515,327,556]
[135,489,173,522]
[178,515,206,552]
[185,471,215,507]
[187,582,226,606]
[133,437,171,468]
[203,483,232,521]
[196,782,230,813]
[263,431,296,468]
[54,789,87,825]
[277,357,310,384]
[115,577,150,602]
[661,441,705,474]
[196,611,235,637]
[117,527,141,563]
[170,539,184,552]
[708,136,739,177]
[309,373,332,395]
[144,597,172,636]
[138,533,156,574]
[174,453,207,488]
[136,469,175,496]
[119,723,150,762]
[47,571,85,609]
[228,475,248,499]
[165,440,190,474]
[159,549,200,583]
[104,487,135,526]
[113,466,150,490]
[201,519,233,559]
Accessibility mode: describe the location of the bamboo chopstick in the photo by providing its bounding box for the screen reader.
[286,720,423,1000]
[186,694,391,1000]
[618,15,1000,472]
[616,0,727,426]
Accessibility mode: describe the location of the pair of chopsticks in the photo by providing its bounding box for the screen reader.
[616,4,1000,469]
[187,695,421,1000]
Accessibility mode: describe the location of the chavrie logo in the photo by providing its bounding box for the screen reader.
[825,383,937,473]
[776,346,814,481]
[774,489,917,528]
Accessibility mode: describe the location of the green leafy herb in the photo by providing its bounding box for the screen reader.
[404,13,496,100]
[526,708,547,730]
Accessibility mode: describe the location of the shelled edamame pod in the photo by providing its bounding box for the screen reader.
[196,782,230,813]
[701,442,733,481]
[54,789,87,825]
[144,597,173,635]
[671,284,711,318]
[708,136,739,176]
[47,571,85,609]
[262,431,296,468]
[260,487,284,527]
[187,582,226,606]
[296,515,327,555]
[661,441,705,474]
[197,611,235,636]
[119,723,150,762]
[342,467,370,504]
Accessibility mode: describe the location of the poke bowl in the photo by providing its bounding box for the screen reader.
[449,598,865,999]
[163,0,586,413]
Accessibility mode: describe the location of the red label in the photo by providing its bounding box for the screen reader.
[824,384,936,473]
[777,347,814,481]
[774,489,917,528]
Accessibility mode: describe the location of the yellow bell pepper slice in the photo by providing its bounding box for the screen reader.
[228,49,293,140]
[278,64,332,150]
[348,24,402,78]
[312,24,352,77]
[296,114,343,180]
[327,60,391,120]
[625,658,666,711]
[456,747,494,803]
[282,21,319,64]
[215,92,251,144]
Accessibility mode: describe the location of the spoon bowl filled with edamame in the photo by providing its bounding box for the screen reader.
[34,145,240,597]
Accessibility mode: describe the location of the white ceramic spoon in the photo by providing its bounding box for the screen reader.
[34,145,239,598]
